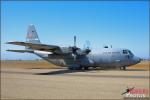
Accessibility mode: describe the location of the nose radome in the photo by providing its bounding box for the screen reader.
[133,56,141,63]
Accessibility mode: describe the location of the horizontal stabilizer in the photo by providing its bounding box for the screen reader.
[6,49,34,53]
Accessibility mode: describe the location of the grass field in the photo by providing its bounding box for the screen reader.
[1,60,60,69]
[1,60,149,70]
[128,61,149,70]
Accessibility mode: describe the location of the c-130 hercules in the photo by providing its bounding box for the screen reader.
[6,24,141,70]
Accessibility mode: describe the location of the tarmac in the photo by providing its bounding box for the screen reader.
[1,67,149,99]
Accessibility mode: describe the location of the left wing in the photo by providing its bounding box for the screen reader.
[6,49,34,53]
[6,41,62,53]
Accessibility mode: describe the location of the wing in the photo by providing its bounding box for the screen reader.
[6,41,62,54]
[6,49,34,53]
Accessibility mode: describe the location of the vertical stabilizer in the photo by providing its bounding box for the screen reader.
[26,24,41,44]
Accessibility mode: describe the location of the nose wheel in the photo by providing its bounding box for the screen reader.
[120,66,126,70]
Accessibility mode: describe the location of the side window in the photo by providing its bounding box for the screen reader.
[123,50,128,54]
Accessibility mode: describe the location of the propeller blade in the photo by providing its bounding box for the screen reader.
[74,54,76,61]
[74,36,76,47]
[84,40,91,49]
[72,35,79,61]
[83,40,91,54]
[72,54,77,61]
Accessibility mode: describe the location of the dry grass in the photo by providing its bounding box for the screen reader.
[1,60,61,69]
[128,61,149,70]
[1,60,149,70]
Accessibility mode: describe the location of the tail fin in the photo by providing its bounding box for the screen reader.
[26,24,41,44]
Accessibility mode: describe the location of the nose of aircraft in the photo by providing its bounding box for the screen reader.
[132,56,141,64]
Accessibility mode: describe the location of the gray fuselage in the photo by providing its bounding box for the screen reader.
[34,48,141,69]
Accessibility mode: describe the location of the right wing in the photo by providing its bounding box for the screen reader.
[6,41,62,54]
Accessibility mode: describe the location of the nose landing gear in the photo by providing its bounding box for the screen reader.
[120,66,126,70]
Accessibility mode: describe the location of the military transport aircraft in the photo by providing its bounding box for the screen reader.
[6,24,141,70]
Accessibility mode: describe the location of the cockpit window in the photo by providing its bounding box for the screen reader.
[122,49,134,57]
[128,50,134,56]
[123,50,128,54]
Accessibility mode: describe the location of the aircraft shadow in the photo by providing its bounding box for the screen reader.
[34,69,149,79]
[34,69,96,75]
[27,67,63,69]
[34,68,148,75]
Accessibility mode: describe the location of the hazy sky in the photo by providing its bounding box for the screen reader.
[1,1,149,60]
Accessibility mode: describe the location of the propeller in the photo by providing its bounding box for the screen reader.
[72,36,78,53]
[71,36,91,61]
[83,40,91,54]
[72,35,79,61]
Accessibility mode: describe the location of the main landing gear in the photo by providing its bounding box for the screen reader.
[68,66,89,70]
[83,67,89,70]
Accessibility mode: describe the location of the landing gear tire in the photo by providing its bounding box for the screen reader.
[84,67,89,70]
[76,66,83,70]
[123,66,126,70]
[120,66,126,70]
[68,66,82,70]
[68,67,74,70]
